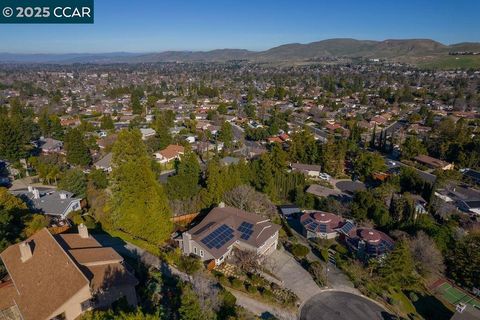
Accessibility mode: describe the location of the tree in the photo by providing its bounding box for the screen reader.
[447,232,480,289]
[223,185,277,219]
[64,128,92,166]
[24,214,49,237]
[101,114,115,130]
[380,240,418,289]
[291,244,309,259]
[0,187,30,252]
[231,247,263,273]
[353,151,386,181]
[166,151,201,200]
[89,169,109,190]
[401,136,427,160]
[0,116,28,162]
[179,284,214,320]
[59,168,87,198]
[409,231,445,277]
[218,121,234,148]
[110,129,172,244]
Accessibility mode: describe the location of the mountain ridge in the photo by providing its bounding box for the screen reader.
[1,38,480,64]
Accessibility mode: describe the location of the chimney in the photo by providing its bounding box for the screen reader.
[59,192,67,200]
[19,241,33,262]
[218,202,225,208]
[32,189,40,199]
[78,223,89,239]
[27,185,33,192]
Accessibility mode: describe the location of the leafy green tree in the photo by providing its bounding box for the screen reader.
[353,151,386,181]
[64,128,92,166]
[89,169,109,189]
[0,116,26,161]
[0,187,30,252]
[401,136,427,160]
[101,115,115,130]
[218,121,234,148]
[179,284,214,320]
[59,168,87,198]
[288,130,318,164]
[110,130,172,244]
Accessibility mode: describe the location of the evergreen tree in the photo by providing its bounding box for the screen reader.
[64,128,92,166]
[380,240,418,289]
[218,121,234,148]
[110,129,172,244]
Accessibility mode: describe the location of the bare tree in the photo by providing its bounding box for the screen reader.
[409,231,445,277]
[223,185,277,218]
[231,247,264,273]
[191,271,221,313]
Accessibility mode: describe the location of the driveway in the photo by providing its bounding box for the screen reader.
[300,291,393,320]
[266,249,321,302]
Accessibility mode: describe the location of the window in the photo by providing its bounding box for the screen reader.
[200,250,204,257]
[193,247,197,254]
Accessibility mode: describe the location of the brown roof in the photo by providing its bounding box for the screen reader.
[0,229,90,320]
[188,206,280,259]
[159,144,185,160]
[0,228,138,320]
[69,247,123,266]
[87,263,138,292]
[414,154,451,169]
[0,280,17,310]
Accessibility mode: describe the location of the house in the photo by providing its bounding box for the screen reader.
[306,184,343,198]
[94,152,113,172]
[219,156,241,166]
[290,163,322,178]
[278,204,301,218]
[344,228,395,260]
[181,205,280,266]
[38,137,63,154]
[11,187,82,219]
[435,185,480,215]
[155,144,185,164]
[140,128,156,140]
[461,168,480,185]
[300,211,345,239]
[414,155,454,170]
[0,226,138,320]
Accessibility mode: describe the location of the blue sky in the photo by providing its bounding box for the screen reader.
[1,0,479,53]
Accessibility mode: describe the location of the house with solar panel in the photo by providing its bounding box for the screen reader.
[343,228,395,260]
[181,205,281,266]
[300,211,347,239]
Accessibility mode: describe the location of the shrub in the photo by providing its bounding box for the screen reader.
[218,275,229,286]
[291,244,309,258]
[230,278,243,289]
[177,254,202,274]
[247,284,258,294]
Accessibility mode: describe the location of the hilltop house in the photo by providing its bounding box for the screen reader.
[181,205,280,266]
[94,152,113,172]
[38,137,63,154]
[414,155,454,171]
[11,187,82,219]
[0,226,138,320]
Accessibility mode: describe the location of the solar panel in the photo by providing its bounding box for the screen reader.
[238,221,254,240]
[308,222,319,231]
[340,221,354,234]
[201,224,234,249]
[319,224,327,233]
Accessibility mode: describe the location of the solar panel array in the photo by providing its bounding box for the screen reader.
[201,224,234,249]
[238,222,254,240]
[339,221,355,234]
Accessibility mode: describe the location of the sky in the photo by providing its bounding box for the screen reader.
[1,0,479,53]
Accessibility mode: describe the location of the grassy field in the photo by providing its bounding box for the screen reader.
[417,55,480,70]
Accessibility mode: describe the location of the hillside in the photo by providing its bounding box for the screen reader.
[1,38,480,68]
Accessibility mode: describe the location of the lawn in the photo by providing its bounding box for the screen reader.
[418,55,480,70]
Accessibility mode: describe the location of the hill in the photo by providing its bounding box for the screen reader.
[2,38,480,68]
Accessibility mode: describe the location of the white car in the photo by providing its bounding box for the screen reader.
[319,173,331,181]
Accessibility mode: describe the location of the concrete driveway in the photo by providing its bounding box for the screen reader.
[266,249,321,303]
[300,291,393,320]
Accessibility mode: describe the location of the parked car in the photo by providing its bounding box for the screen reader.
[319,173,331,181]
